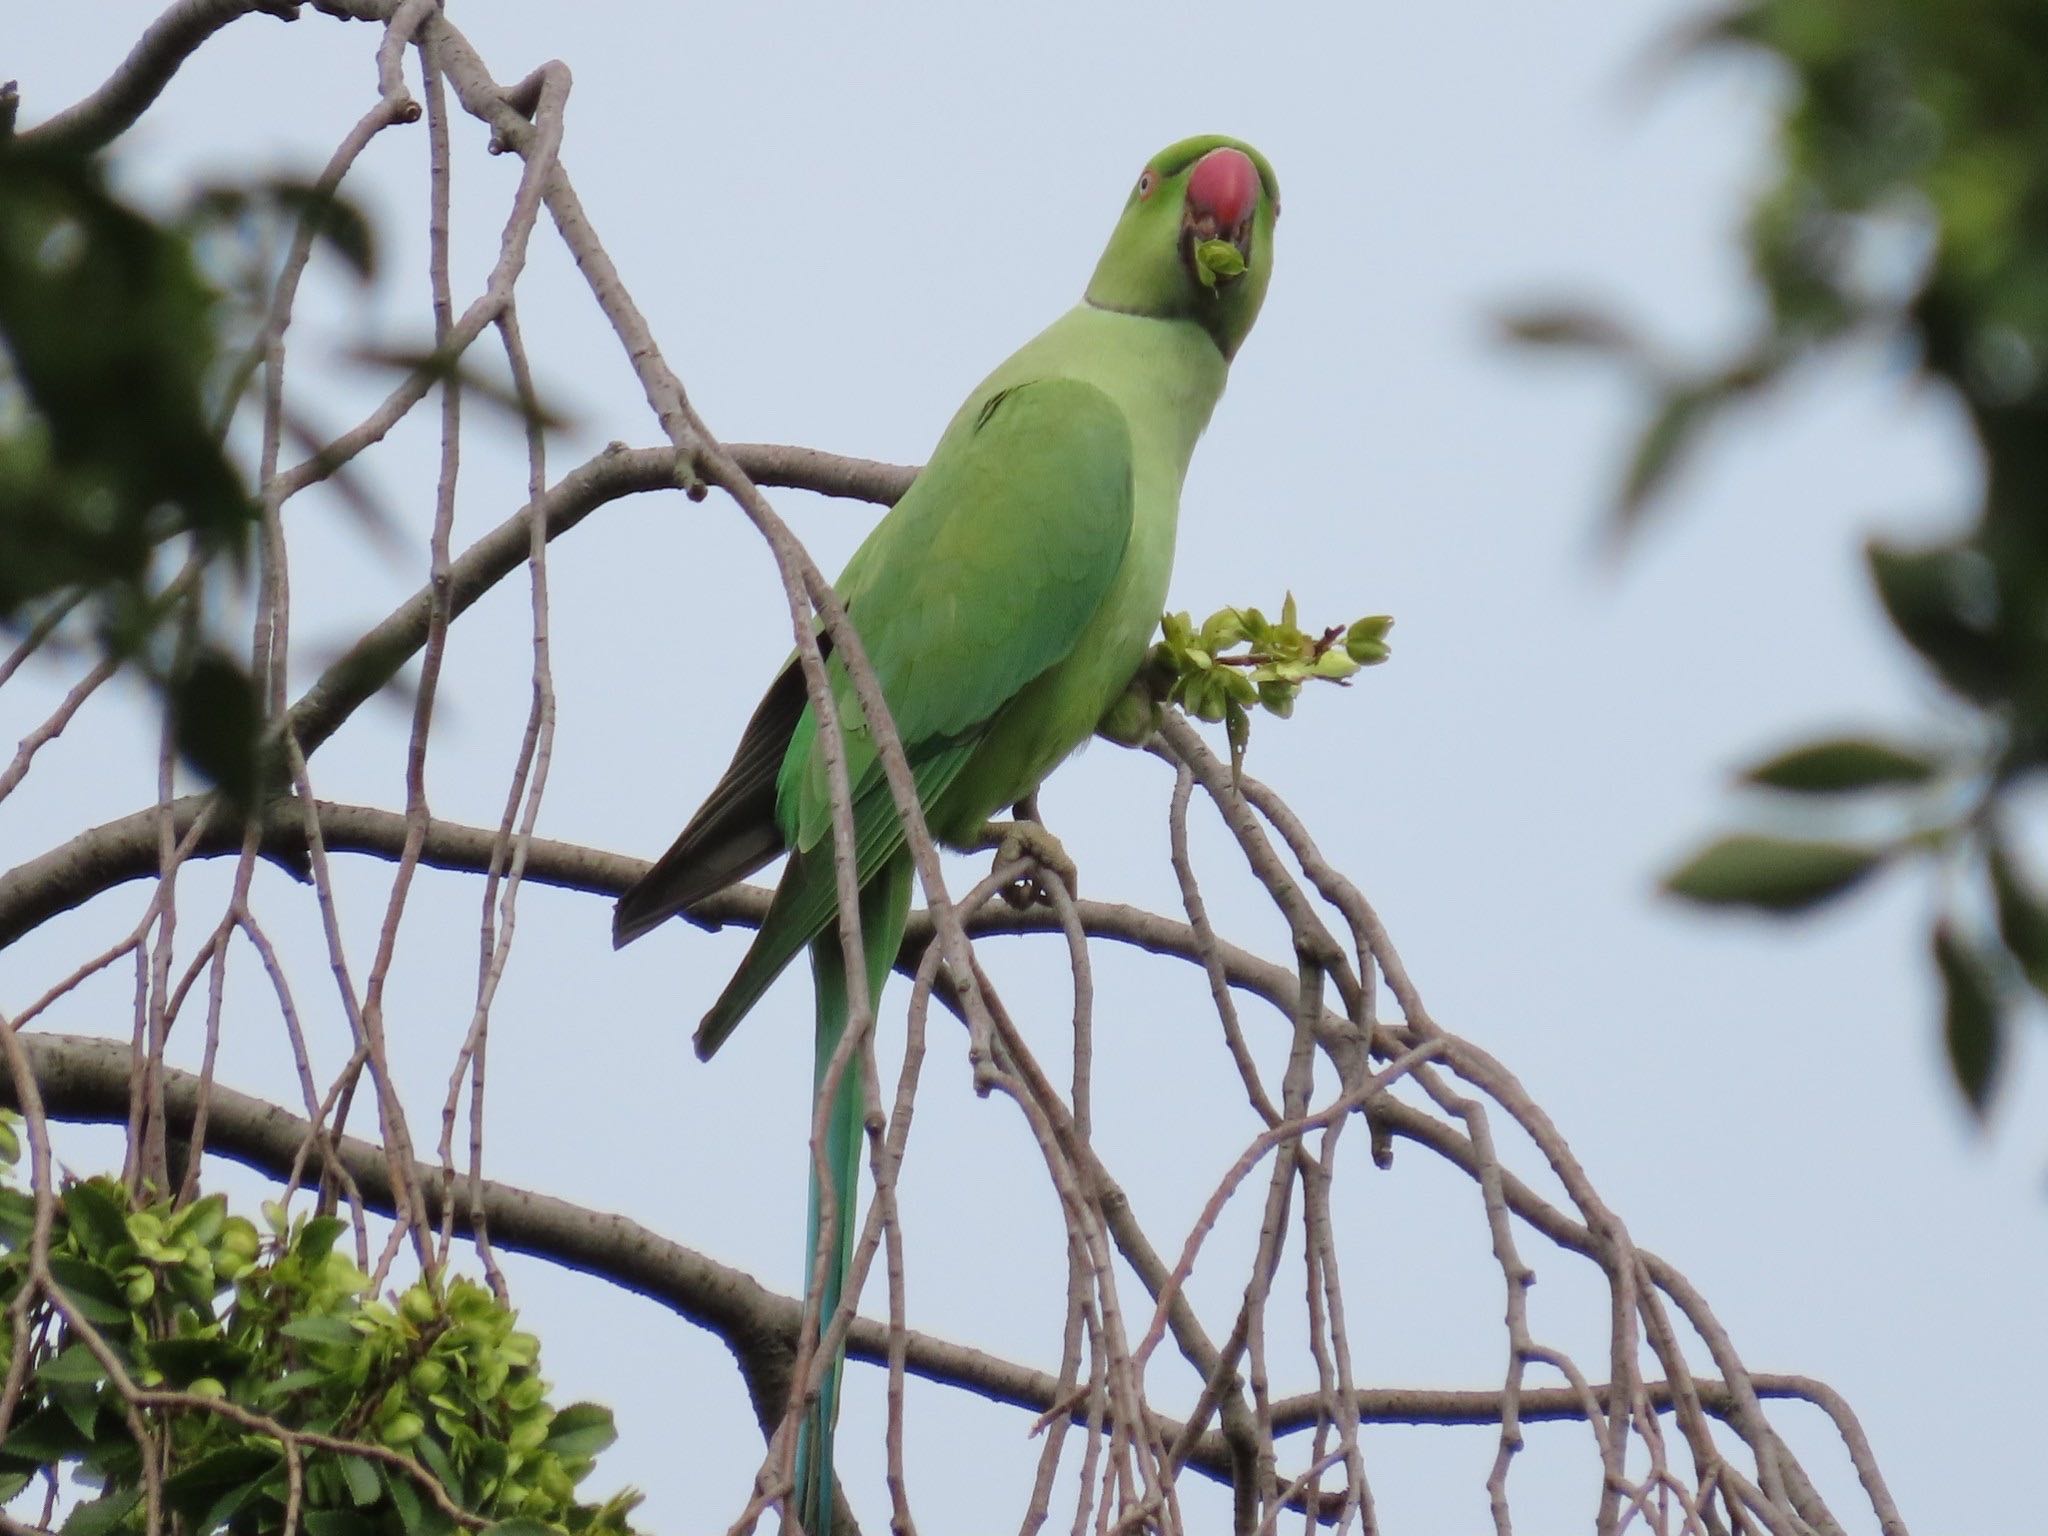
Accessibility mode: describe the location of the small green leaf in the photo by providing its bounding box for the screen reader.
[292,1215,347,1263]
[36,1342,109,1386]
[1192,238,1246,289]
[341,1454,382,1507]
[542,1403,617,1461]
[1198,608,1245,650]
[52,1381,100,1441]
[259,1368,327,1400]
[508,1418,549,1455]
[46,1255,131,1327]
[1225,699,1251,785]
[1866,538,2010,702]
[1988,841,2048,996]
[400,1285,441,1327]
[168,1192,227,1248]
[382,1463,453,1536]
[0,1192,33,1248]
[62,1182,131,1261]
[1617,386,1712,525]
[1740,737,1939,793]
[59,1487,140,1536]
[2,1404,91,1461]
[280,1315,361,1348]
[161,1445,281,1520]
[0,1188,33,1247]
[1662,835,1884,913]
[197,1474,271,1534]
[215,1215,261,1277]
[1344,615,1394,663]
[415,1434,464,1503]
[1933,922,2003,1116]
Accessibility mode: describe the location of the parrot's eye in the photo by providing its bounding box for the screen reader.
[1136,169,1155,200]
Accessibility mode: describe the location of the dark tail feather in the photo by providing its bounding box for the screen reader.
[612,817,780,948]
[613,657,814,948]
[794,852,912,1536]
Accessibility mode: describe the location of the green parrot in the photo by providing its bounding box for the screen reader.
[613,134,1278,1534]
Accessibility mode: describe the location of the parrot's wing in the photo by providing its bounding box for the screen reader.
[781,375,1136,852]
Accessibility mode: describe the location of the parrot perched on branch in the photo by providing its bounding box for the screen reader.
[614,134,1278,1535]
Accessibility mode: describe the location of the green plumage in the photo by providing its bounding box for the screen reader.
[615,135,1279,1535]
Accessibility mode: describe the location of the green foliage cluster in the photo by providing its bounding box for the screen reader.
[1141,598,1391,779]
[0,147,250,646]
[0,130,390,809]
[1515,0,2048,1115]
[0,1125,637,1536]
[0,141,270,804]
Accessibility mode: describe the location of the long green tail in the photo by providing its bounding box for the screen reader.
[794,851,911,1536]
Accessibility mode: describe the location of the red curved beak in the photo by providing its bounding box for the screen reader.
[1185,147,1259,243]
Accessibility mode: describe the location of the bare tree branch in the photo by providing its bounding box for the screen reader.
[15,0,303,154]
[0,437,911,948]
[0,1030,1871,1523]
[285,441,909,764]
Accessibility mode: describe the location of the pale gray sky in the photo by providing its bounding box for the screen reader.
[3,1,2039,1531]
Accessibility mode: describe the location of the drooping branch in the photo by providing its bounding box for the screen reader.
[0,1031,1856,1507]
[0,792,1930,1531]
[185,13,997,1507]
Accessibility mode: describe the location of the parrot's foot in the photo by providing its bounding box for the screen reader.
[1095,647,1175,748]
[974,818,1078,910]
[1094,684,1163,748]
